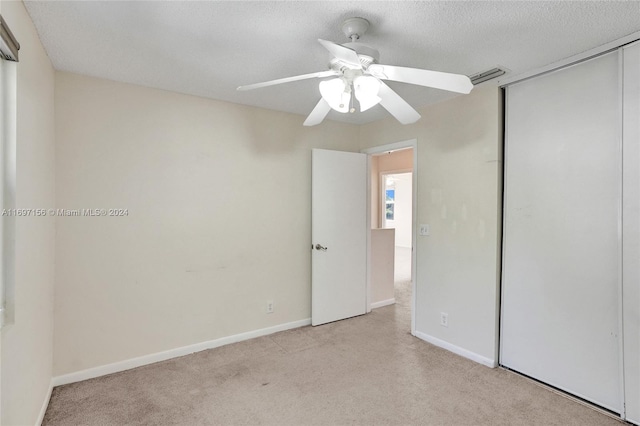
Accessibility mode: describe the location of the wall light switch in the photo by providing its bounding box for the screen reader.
[419,224,430,236]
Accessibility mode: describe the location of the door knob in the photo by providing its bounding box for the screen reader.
[315,244,328,251]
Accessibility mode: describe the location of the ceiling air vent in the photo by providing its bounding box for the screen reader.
[469,67,505,85]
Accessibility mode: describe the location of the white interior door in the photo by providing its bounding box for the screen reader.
[312,149,367,326]
[501,51,622,412]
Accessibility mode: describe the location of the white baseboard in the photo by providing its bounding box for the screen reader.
[52,318,311,387]
[414,331,497,368]
[36,379,53,426]
[370,298,395,309]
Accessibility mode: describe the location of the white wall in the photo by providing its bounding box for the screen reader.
[377,149,413,246]
[371,148,413,229]
[384,173,412,248]
[0,1,56,424]
[370,156,379,228]
[360,85,503,365]
[53,72,360,376]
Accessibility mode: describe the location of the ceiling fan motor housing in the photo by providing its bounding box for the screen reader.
[330,43,379,71]
[344,42,379,67]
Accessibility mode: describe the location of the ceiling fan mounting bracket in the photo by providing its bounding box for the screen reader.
[342,17,370,42]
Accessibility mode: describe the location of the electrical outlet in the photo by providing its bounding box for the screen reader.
[440,312,448,327]
[266,301,274,314]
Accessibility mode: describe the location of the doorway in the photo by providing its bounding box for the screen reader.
[380,171,412,311]
[381,172,412,248]
[363,140,417,335]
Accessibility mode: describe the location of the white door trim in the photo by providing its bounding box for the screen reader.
[362,140,418,335]
[615,47,626,420]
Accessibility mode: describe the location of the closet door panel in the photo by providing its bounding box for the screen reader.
[501,51,621,412]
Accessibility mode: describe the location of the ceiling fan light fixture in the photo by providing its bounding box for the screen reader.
[319,78,351,113]
[354,76,381,112]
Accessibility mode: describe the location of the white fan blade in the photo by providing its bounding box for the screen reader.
[237,70,338,91]
[318,39,362,68]
[378,81,421,124]
[369,64,473,94]
[303,98,331,126]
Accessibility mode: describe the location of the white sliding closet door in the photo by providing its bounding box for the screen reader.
[501,51,621,412]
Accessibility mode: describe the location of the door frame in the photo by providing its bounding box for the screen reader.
[362,139,418,336]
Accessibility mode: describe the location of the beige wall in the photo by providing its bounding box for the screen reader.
[370,228,395,304]
[377,148,413,172]
[0,1,56,424]
[53,72,360,375]
[53,74,502,376]
[360,85,503,364]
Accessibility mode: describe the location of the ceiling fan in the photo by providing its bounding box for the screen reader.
[237,17,474,126]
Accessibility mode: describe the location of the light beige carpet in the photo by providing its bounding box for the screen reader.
[43,252,621,425]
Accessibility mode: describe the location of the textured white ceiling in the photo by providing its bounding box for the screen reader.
[23,1,640,125]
